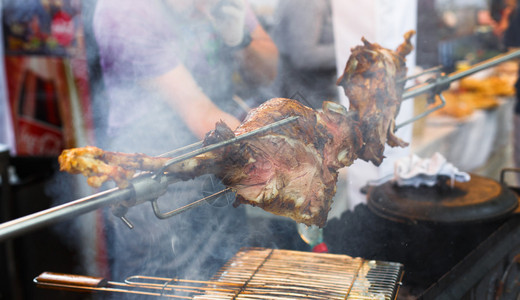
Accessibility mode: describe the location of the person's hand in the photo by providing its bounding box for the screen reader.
[208,0,246,47]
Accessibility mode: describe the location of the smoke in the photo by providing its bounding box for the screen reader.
[269,0,338,110]
[47,0,288,291]
[102,173,249,278]
[40,2,319,295]
[40,3,422,297]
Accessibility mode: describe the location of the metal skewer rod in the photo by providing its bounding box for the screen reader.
[402,48,520,100]
[0,116,300,242]
[0,187,131,242]
[158,115,300,172]
[394,49,520,130]
[157,141,203,158]
[395,93,446,130]
[398,65,443,84]
[151,188,234,219]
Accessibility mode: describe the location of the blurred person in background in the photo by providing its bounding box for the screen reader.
[490,0,516,41]
[239,0,337,253]
[92,0,278,293]
[328,0,416,217]
[270,0,337,110]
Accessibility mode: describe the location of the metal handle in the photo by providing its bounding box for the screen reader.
[500,168,520,185]
[35,272,108,288]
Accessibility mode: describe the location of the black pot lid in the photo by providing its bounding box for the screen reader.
[366,174,519,224]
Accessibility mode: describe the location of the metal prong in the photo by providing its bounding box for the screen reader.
[395,92,446,130]
[400,65,443,84]
[157,141,202,158]
[402,48,520,101]
[156,116,299,174]
[151,188,234,219]
[119,216,134,229]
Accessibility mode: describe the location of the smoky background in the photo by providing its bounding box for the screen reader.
[45,2,308,297]
[4,0,443,287]
[46,0,414,288]
[0,0,514,299]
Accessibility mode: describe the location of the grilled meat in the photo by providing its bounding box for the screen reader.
[58,31,414,227]
[58,146,170,188]
[59,99,362,226]
[337,30,414,165]
[202,99,362,227]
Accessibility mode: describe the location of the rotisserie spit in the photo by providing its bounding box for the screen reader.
[2,34,520,241]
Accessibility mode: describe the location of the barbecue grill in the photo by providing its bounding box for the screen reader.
[34,247,404,299]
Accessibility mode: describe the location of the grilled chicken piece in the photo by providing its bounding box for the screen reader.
[59,32,414,227]
[59,146,170,188]
[337,30,415,165]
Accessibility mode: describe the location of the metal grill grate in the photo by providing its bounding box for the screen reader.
[34,247,403,299]
[196,247,404,299]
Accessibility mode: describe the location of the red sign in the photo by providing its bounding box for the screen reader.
[16,118,63,156]
[51,10,75,47]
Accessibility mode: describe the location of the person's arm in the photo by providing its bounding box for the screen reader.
[281,0,335,71]
[141,64,241,140]
[207,0,278,86]
[237,24,279,85]
[494,5,514,37]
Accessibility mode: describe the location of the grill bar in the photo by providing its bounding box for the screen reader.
[201,248,403,299]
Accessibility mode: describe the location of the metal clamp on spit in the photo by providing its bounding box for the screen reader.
[147,59,464,226]
[395,48,520,130]
[110,173,171,229]
[396,66,448,130]
[75,47,520,229]
[145,116,299,224]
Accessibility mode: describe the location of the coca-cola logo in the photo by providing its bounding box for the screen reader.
[18,122,63,156]
[51,11,74,47]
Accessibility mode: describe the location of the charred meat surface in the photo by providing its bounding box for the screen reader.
[58,31,414,227]
[337,30,415,165]
[204,98,362,227]
[59,99,361,227]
